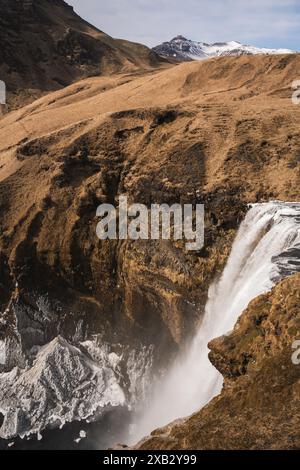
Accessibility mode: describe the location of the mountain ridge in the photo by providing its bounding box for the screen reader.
[0,0,168,110]
[153,35,295,61]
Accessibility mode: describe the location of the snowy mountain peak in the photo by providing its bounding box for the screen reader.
[153,37,295,62]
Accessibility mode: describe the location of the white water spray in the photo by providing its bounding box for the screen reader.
[132,202,300,442]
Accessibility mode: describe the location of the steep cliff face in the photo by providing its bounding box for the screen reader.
[0,54,300,369]
[0,0,167,109]
[133,274,300,450]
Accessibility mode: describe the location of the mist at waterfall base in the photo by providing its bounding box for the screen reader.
[128,201,300,444]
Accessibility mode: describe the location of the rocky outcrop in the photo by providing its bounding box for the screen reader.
[133,274,300,450]
[0,0,168,109]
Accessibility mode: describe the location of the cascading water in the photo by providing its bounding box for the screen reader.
[131,201,300,443]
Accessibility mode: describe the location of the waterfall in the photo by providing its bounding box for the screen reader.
[131,201,300,442]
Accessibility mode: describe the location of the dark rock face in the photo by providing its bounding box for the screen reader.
[153,36,204,62]
[0,0,167,109]
[0,106,240,362]
[272,245,300,281]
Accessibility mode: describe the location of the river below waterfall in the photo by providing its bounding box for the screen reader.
[0,408,132,450]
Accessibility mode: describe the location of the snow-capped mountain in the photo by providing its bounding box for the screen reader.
[153,36,295,61]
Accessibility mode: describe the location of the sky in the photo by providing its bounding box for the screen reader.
[67,0,300,50]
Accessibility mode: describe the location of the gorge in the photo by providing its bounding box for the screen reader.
[0,202,299,449]
[0,0,299,452]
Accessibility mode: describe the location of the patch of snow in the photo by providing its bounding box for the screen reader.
[0,336,125,439]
